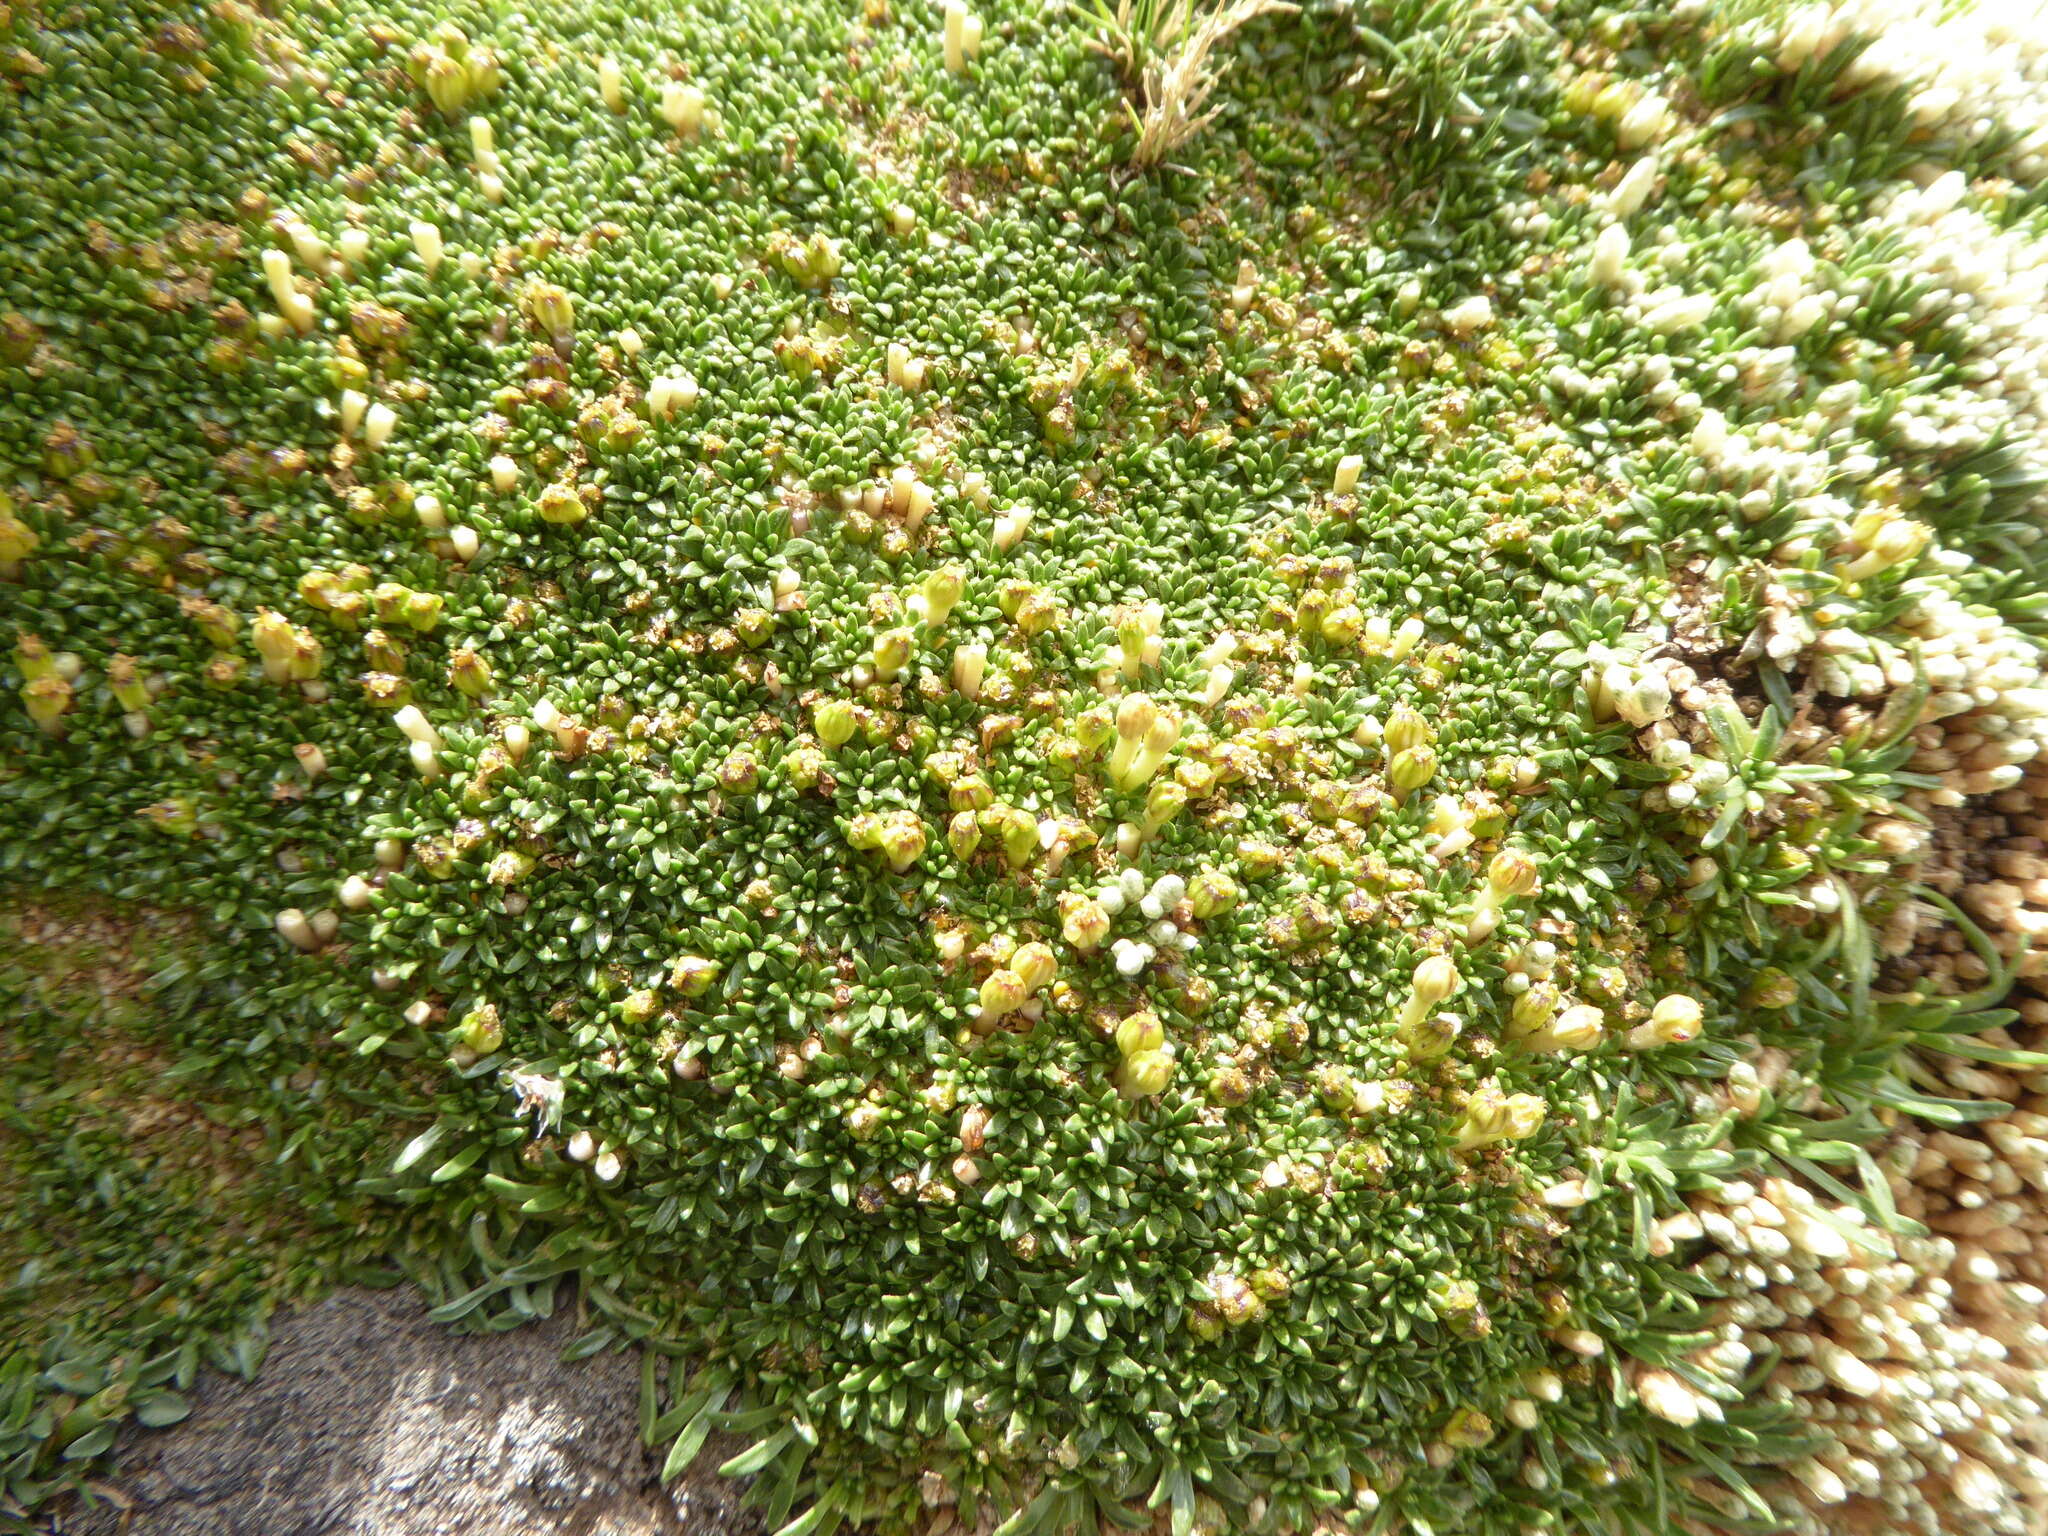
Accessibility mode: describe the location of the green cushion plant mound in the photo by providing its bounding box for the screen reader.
[6,1,2048,1534]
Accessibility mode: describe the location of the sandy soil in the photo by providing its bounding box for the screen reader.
[46,1289,763,1536]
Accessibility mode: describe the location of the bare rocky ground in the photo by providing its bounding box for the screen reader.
[45,1289,763,1536]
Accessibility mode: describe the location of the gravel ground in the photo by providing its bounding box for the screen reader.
[46,1289,763,1536]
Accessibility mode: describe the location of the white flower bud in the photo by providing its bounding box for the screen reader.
[1589,222,1630,288]
[362,401,397,450]
[393,705,441,748]
[275,908,320,951]
[1442,294,1494,336]
[409,219,444,278]
[993,507,1033,551]
[660,81,706,136]
[952,643,987,700]
[1615,93,1672,149]
[1607,155,1659,218]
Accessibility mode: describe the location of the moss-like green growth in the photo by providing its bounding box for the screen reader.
[6,0,2048,1532]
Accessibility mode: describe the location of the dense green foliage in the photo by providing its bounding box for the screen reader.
[6,1,2048,1533]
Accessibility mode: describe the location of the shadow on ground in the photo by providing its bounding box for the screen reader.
[47,1289,763,1536]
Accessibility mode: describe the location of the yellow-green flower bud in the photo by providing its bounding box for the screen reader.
[670,954,719,997]
[1115,1045,1176,1101]
[1074,705,1113,756]
[1466,848,1540,942]
[1455,1082,1547,1151]
[1141,780,1187,835]
[0,505,37,564]
[660,80,708,137]
[139,796,199,836]
[1320,604,1363,647]
[13,632,54,682]
[448,644,493,699]
[1208,1272,1265,1326]
[1115,612,1148,680]
[1059,894,1111,951]
[920,565,964,628]
[1248,1267,1290,1302]
[1487,849,1540,897]
[1315,1063,1359,1111]
[1524,1003,1604,1054]
[734,608,775,648]
[978,968,1027,1026]
[522,281,575,337]
[1384,703,1433,755]
[815,698,857,749]
[1237,839,1286,877]
[950,643,987,700]
[784,743,826,790]
[984,803,1037,868]
[107,655,149,712]
[1842,513,1932,583]
[23,674,71,734]
[948,774,993,813]
[1440,1407,1495,1450]
[619,989,660,1026]
[358,627,405,672]
[879,812,927,873]
[718,751,760,794]
[1014,589,1057,636]
[1400,1011,1461,1061]
[1398,954,1460,1032]
[422,52,469,113]
[372,581,415,626]
[1509,982,1559,1036]
[1294,589,1332,637]
[872,627,913,682]
[1188,869,1238,919]
[536,483,586,525]
[194,604,241,649]
[1630,993,1702,1048]
[1107,692,1156,787]
[455,1003,503,1056]
[1745,968,1798,1009]
[948,809,982,861]
[1130,711,1179,787]
[1012,941,1055,993]
[1208,1064,1252,1107]
[846,1102,882,1140]
[1388,743,1438,804]
[1115,1009,1165,1058]
[287,630,324,682]
[1427,1274,1488,1337]
[486,849,535,886]
[252,609,297,683]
